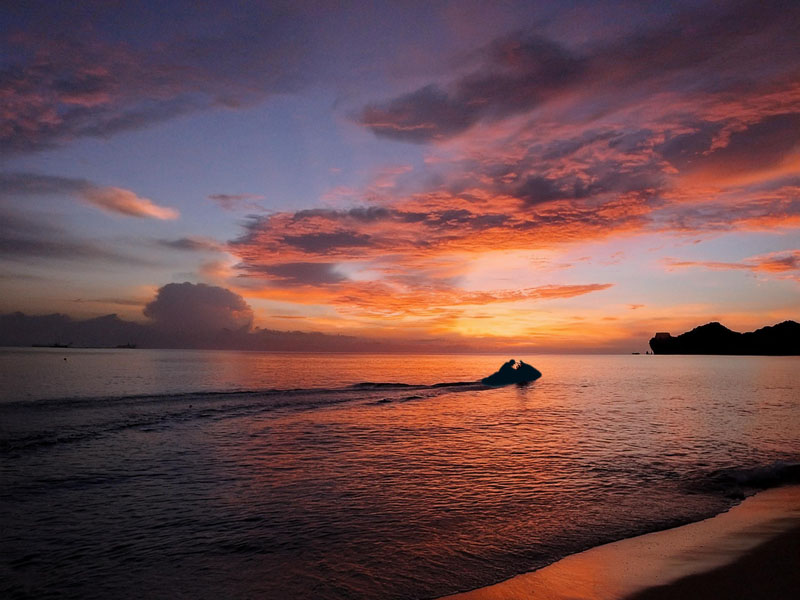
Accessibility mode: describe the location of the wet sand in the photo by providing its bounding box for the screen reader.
[442,485,800,600]
[627,523,800,600]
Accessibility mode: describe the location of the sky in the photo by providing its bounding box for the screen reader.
[1,0,798,352]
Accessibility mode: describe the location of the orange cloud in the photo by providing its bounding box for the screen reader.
[222,1,800,342]
[82,187,179,220]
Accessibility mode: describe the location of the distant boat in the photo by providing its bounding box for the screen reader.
[32,342,72,348]
[116,343,137,349]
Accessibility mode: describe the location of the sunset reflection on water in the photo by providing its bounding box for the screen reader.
[2,353,799,599]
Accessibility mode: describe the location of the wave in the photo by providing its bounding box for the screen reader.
[0,379,488,455]
[708,461,800,492]
[3,378,487,409]
[351,381,479,390]
[688,460,800,499]
[350,382,417,389]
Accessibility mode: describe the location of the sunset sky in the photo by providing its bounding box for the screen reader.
[1,0,798,352]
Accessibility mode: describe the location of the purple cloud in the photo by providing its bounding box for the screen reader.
[0,2,312,155]
[359,1,800,143]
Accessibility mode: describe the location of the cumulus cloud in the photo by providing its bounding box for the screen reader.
[143,282,254,333]
[0,172,178,219]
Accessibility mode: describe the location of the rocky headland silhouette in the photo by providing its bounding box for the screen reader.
[649,320,800,355]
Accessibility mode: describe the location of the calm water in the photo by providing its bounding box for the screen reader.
[1,349,799,599]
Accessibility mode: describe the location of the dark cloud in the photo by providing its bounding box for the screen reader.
[657,113,800,178]
[244,262,347,286]
[540,130,617,160]
[0,309,394,352]
[157,237,222,252]
[359,36,585,142]
[460,153,663,209]
[143,282,253,333]
[656,196,800,233]
[515,176,593,206]
[0,206,153,265]
[230,204,514,265]
[292,206,428,224]
[359,1,800,142]
[656,123,722,172]
[674,113,800,178]
[0,2,312,155]
[208,193,266,212]
[282,231,373,253]
[0,172,88,196]
[0,235,143,264]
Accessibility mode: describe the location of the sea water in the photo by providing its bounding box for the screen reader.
[1,349,799,599]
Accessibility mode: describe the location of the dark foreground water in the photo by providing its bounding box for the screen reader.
[1,349,799,599]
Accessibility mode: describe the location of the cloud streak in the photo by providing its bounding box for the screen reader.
[665,251,800,281]
[208,194,267,212]
[83,187,179,220]
[0,172,178,219]
[0,206,153,266]
[157,237,224,252]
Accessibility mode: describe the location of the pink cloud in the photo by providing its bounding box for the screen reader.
[664,250,800,281]
[82,187,179,220]
[0,172,179,220]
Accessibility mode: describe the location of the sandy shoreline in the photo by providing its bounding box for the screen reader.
[441,485,800,600]
[627,523,800,599]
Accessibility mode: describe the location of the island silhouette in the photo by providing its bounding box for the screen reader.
[649,321,800,355]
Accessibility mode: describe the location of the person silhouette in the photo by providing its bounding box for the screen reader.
[482,359,541,385]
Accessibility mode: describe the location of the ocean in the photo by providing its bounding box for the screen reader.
[1,348,799,599]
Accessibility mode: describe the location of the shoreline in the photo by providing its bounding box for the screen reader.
[441,485,800,600]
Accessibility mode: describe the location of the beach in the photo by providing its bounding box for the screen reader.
[443,485,800,600]
[627,524,799,600]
